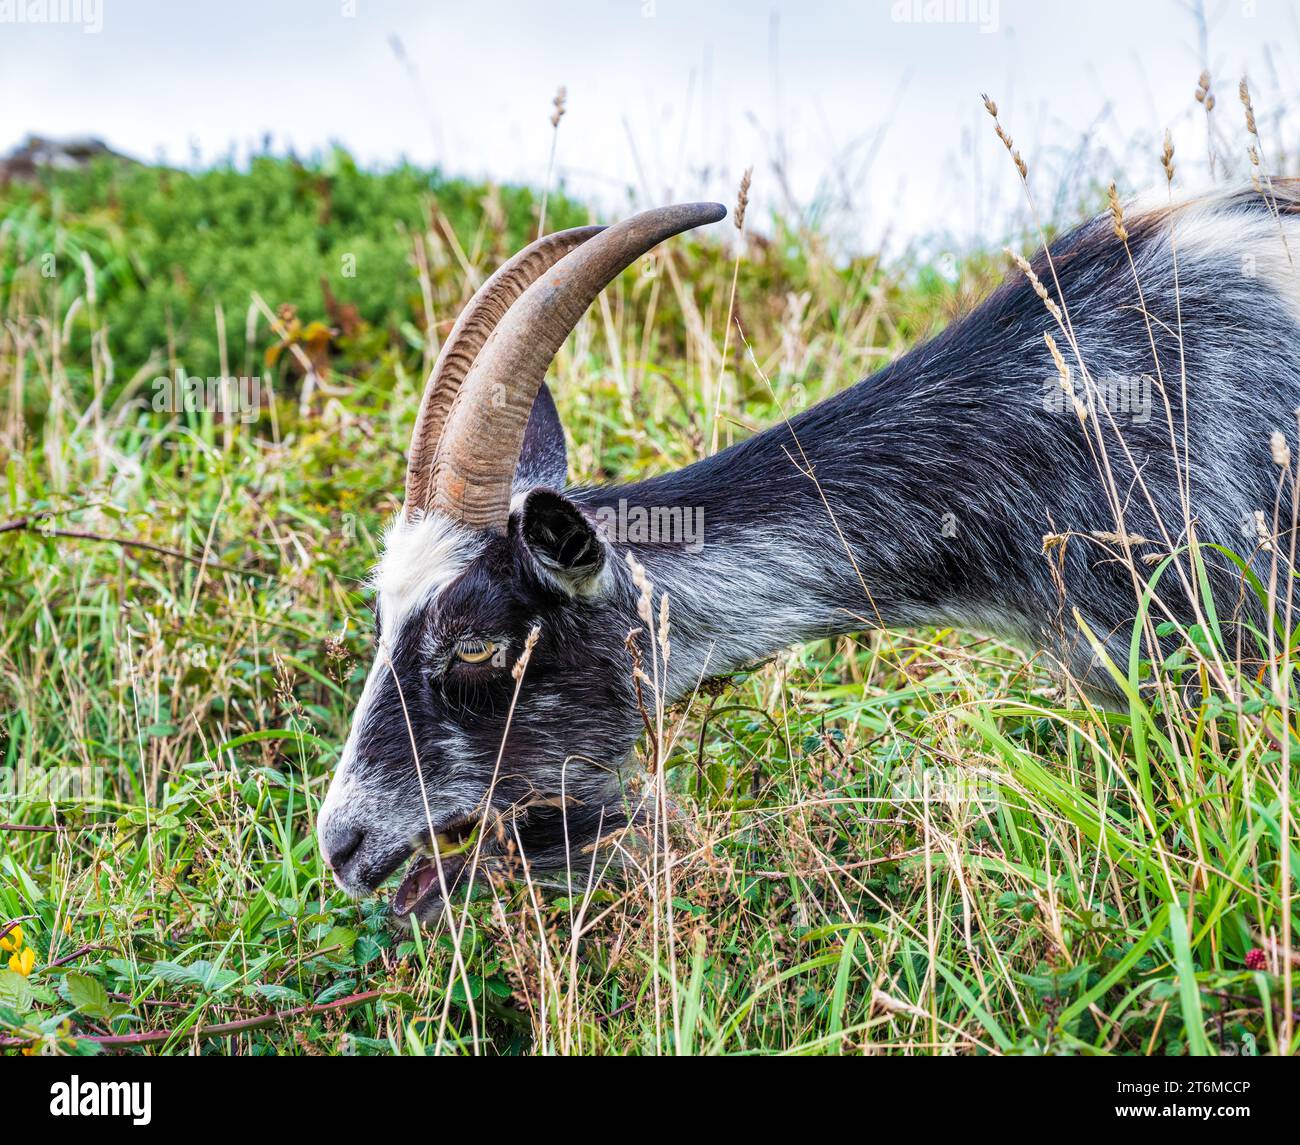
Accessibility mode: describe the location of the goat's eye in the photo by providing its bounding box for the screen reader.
[454,639,496,665]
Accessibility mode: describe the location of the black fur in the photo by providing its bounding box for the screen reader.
[322,185,1300,919]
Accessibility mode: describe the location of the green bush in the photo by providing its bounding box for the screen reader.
[0,148,588,380]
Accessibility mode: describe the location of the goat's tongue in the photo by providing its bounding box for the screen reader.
[393,854,438,917]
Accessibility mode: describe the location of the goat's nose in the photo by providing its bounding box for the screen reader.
[322,821,363,872]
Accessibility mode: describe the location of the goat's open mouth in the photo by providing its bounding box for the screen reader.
[391,815,480,918]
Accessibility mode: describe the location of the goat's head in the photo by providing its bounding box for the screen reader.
[317,203,726,921]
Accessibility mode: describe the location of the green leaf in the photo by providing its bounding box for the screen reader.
[449,974,483,1003]
[1169,909,1211,1057]
[314,978,357,1004]
[252,983,306,1005]
[318,926,356,958]
[65,971,113,1019]
[147,959,238,993]
[143,723,179,738]
[828,932,857,1048]
[148,960,194,986]
[0,968,34,1013]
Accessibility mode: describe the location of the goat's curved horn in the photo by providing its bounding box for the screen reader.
[428,202,727,531]
[403,224,606,519]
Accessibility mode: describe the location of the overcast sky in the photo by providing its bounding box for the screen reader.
[2,0,1299,253]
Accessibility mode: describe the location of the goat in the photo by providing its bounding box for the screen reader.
[318,186,1300,920]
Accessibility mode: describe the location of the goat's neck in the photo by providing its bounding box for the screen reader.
[576,376,1004,700]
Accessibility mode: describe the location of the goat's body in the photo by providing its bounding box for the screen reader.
[324,185,1300,919]
[577,184,1300,698]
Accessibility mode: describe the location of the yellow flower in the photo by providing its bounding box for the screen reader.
[8,947,35,976]
[0,925,23,953]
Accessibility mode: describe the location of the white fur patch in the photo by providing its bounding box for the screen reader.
[318,512,482,870]
[1141,184,1300,318]
[372,512,484,640]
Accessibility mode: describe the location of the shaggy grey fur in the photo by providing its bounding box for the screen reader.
[319,184,1300,919]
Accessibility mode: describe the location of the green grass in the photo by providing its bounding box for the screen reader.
[0,157,1294,1055]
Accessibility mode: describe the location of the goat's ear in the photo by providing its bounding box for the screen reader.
[518,487,608,595]
[513,382,568,492]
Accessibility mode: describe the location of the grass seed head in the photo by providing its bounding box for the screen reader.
[1252,509,1273,552]
[513,625,541,680]
[735,167,752,232]
[1044,331,1072,396]
[625,551,654,625]
[1239,78,1257,136]
[1270,430,1291,469]
[1196,70,1214,111]
[1008,248,1062,325]
[1107,182,1129,242]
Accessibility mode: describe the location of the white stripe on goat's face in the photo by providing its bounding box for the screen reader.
[316,497,645,921]
[317,513,483,898]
